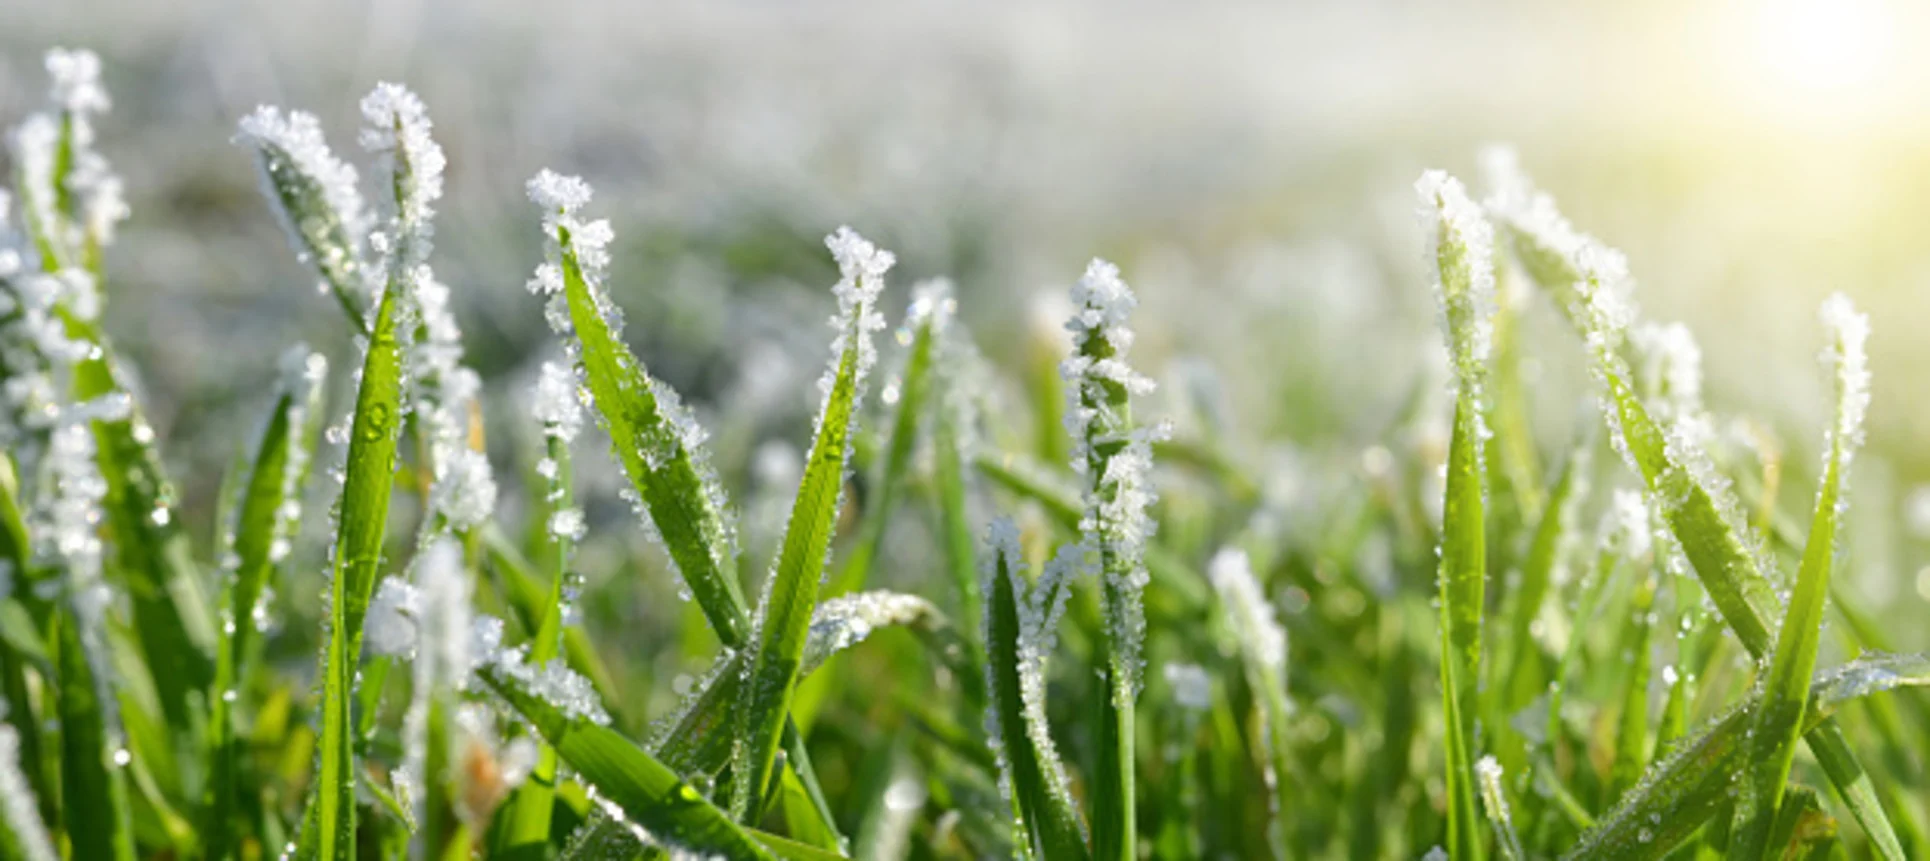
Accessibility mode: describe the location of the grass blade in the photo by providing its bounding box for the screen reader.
[303,257,410,861]
[235,107,375,330]
[1475,757,1525,861]
[1502,439,1587,712]
[931,322,985,689]
[827,278,947,596]
[734,227,890,820]
[1418,170,1496,860]
[1207,549,1290,856]
[982,520,1088,860]
[1057,259,1160,861]
[205,347,324,859]
[527,170,751,649]
[477,655,774,860]
[1729,295,1870,858]
[36,418,135,861]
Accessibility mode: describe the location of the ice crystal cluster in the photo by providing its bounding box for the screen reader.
[1415,169,1497,400]
[471,616,612,727]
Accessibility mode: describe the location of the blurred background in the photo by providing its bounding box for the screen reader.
[5,0,1930,639]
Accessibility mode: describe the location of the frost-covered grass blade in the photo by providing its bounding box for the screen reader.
[982,520,1089,860]
[733,227,890,821]
[1417,169,1495,860]
[478,644,775,860]
[527,170,751,649]
[1730,294,1871,859]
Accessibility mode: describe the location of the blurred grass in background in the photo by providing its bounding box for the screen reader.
[3,0,1929,724]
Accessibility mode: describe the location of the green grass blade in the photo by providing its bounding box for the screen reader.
[1488,163,1905,859]
[52,609,136,861]
[60,311,218,731]
[477,660,774,860]
[932,353,985,693]
[205,347,324,859]
[1609,562,1656,802]
[529,172,751,649]
[1418,170,1496,860]
[734,228,891,820]
[303,277,409,861]
[1730,295,1870,859]
[1565,652,1930,860]
[827,279,945,597]
[1503,439,1587,712]
[982,520,1088,861]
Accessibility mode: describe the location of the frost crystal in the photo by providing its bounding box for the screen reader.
[365,576,420,658]
[472,615,611,726]
[1416,169,1498,396]
[548,507,587,543]
[1163,662,1213,711]
[408,270,495,533]
[1818,293,1870,463]
[359,82,443,261]
[1475,755,1524,859]
[400,539,474,837]
[801,591,936,675]
[0,718,56,861]
[819,226,893,401]
[533,359,585,442]
[1209,548,1287,672]
[235,105,373,309]
[1630,322,1704,422]
[1603,489,1653,560]
[525,169,618,335]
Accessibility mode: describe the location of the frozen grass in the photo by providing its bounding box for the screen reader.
[1,47,1928,861]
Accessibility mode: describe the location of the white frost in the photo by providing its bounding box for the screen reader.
[0,718,56,861]
[1818,292,1871,462]
[1415,169,1497,393]
[1209,548,1287,672]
